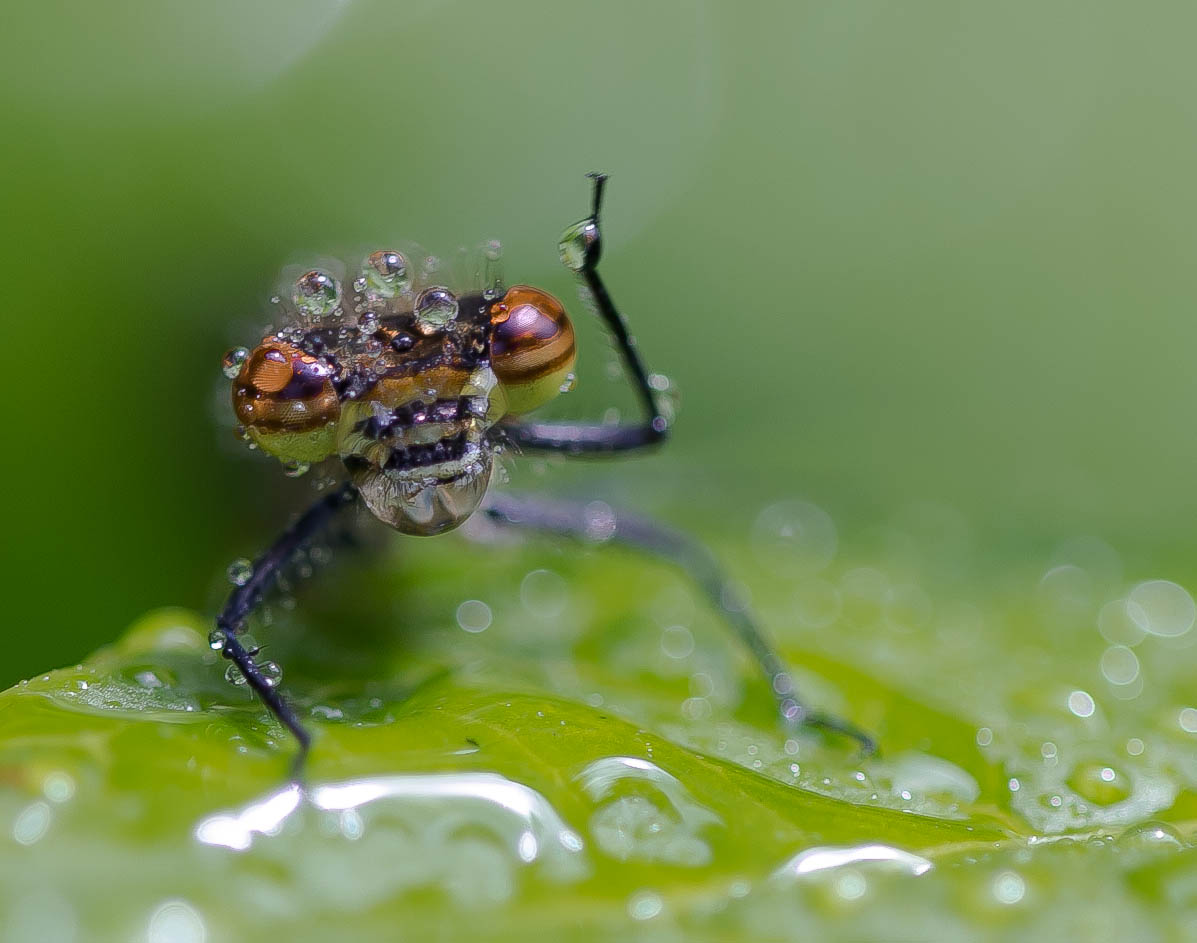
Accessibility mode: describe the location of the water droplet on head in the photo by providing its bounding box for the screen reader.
[361,250,410,300]
[292,270,341,319]
[559,219,599,272]
[226,558,253,587]
[221,347,249,379]
[208,630,225,651]
[413,286,459,335]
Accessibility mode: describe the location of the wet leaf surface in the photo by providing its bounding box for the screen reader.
[2,534,1195,940]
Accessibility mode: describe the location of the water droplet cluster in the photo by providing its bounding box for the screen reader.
[222,241,513,504]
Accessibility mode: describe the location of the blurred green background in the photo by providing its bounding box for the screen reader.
[3,0,1197,684]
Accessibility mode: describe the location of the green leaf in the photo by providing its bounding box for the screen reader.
[1,538,1194,940]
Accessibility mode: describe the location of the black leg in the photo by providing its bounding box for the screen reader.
[214,481,358,778]
[499,173,671,455]
[482,492,877,755]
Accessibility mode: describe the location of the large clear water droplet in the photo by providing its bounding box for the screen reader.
[1116,821,1185,856]
[559,219,598,272]
[292,270,341,318]
[413,286,459,335]
[361,250,409,300]
[221,347,249,379]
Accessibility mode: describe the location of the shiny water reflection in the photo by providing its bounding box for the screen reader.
[195,772,587,883]
[772,843,933,879]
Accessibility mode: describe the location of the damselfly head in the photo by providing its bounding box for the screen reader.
[225,245,577,535]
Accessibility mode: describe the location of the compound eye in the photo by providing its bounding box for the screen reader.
[244,347,295,394]
[230,340,340,464]
[489,286,576,415]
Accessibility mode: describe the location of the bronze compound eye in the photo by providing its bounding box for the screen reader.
[230,340,341,463]
[489,285,577,415]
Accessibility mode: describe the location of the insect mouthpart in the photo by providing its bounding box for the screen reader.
[338,373,499,536]
[348,447,493,537]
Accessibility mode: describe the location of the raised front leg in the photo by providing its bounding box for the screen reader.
[498,173,672,455]
[213,481,358,776]
[482,491,877,754]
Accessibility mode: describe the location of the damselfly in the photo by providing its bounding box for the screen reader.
[217,174,874,774]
